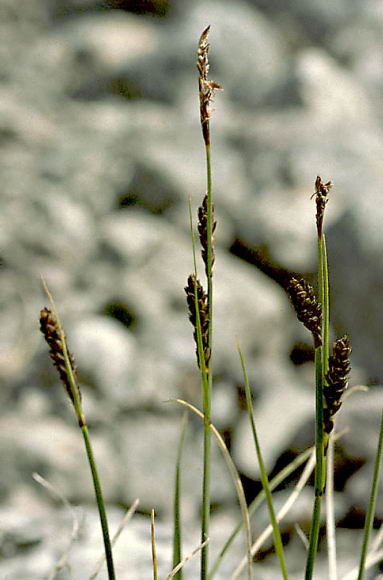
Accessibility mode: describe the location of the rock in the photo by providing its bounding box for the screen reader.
[70,316,137,406]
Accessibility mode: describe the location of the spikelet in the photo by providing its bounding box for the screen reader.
[40,307,81,406]
[312,175,333,238]
[287,277,322,348]
[198,193,217,276]
[323,335,351,433]
[197,25,222,145]
[185,274,210,369]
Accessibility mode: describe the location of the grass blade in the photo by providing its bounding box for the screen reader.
[357,408,383,579]
[209,446,314,578]
[172,412,188,579]
[232,450,316,579]
[237,345,288,579]
[167,540,209,580]
[169,399,253,579]
[326,431,337,580]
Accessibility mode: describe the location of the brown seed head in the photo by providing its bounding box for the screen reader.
[40,307,80,405]
[198,193,217,276]
[185,274,210,369]
[287,277,322,348]
[313,176,333,238]
[197,26,222,145]
[324,335,351,433]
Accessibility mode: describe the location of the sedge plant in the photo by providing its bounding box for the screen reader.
[287,177,352,579]
[37,27,383,580]
[184,25,222,579]
[39,281,116,580]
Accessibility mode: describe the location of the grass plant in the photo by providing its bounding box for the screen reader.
[40,281,116,580]
[37,26,383,580]
[195,26,222,578]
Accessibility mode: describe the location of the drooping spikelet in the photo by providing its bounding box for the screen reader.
[323,335,351,433]
[287,277,322,348]
[40,307,81,405]
[198,193,217,276]
[185,274,210,369]
[313,175,333,238]
[197,25,222,145]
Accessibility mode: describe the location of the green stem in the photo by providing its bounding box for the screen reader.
[43,283,115,580]
[357,408,383,579]
[172,399,252,580]
[305,345,325,580]
[81,424,115,580]
[321,233,330,373]
[201,142,214,579]
[172,412,188,579]
[305,231,329,580]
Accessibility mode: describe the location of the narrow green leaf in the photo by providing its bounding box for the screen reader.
[172,412,189,579]
[238,345,288,579]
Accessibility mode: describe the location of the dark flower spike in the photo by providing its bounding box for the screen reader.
[185,274,210,369]
[197,25,223,146]
[198,193,217,276]
[287,276,322,348]
[312,175,333,238]
[40,307,81,406]
[323,335,352,434]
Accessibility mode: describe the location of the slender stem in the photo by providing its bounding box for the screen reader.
[326,431,337,580]
[43,282,115,579]
[172,399,252,580]
[173,412,188,579]
[151,510,158,580]
[201,142,214,579]
[322,233,330,373]
[357,408,383,579]
[304,228,329,579]
[81,425,115,580]
[305,345,325,580]
[322,232,337,578]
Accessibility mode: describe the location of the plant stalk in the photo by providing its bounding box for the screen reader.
[201,142,214,579]
[81,424,115,580]
[172,412,188,579]
[304,230,329,579]
[42,282,116,580]
[357,408,383,579]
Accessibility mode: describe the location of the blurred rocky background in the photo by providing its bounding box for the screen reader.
[1,0,383,577]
